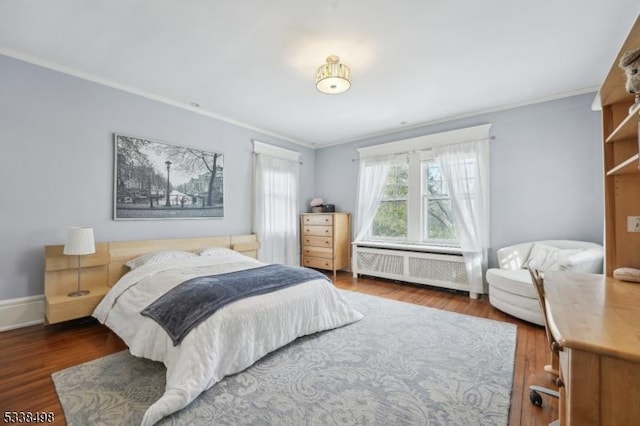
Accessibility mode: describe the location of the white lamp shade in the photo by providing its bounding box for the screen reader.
[63,227,96,255]
[316,76,351,94]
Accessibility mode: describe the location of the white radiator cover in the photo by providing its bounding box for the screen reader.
[352,244,470,295]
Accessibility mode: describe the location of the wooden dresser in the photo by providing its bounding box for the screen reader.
[300,212,350,275]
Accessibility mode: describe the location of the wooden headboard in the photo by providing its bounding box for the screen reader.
[45,233,260,289]
[107,234,258,285]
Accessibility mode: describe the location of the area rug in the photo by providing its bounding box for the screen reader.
[52,290,516,425]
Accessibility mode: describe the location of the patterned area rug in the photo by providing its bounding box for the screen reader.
[52,290,516,425]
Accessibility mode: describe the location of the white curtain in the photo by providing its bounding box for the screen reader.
[354,158,392,242]
[253,153,300,266]
[433,140,490,295]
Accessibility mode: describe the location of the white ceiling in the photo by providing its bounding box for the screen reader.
[1,1,639,148]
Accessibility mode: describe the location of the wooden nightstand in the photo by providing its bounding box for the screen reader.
[45,287,110,324]
[44,243,110,324]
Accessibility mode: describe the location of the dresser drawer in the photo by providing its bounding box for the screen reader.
[303,236,333,248]
[303,246,333,259]
[302,214,333,226]
[303,256,334,270]
[303,225,333,237]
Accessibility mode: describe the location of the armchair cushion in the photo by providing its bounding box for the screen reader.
[486,269,537,299]
[559,247,605,272]
[496,240,603,272]
[522,243,584,272]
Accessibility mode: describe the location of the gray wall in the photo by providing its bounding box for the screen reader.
[313,93,604,267]
[0,55,315,300]
[0,53,603,301]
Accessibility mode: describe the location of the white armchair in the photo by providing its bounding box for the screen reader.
[486,240,603,325]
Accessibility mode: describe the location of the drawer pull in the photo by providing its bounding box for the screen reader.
[325,218,329,222]
[555,378,564,388]
[325,230,329,233]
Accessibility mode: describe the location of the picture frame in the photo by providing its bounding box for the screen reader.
[113,134,224,220]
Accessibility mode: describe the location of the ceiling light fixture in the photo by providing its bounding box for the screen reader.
[315,55,351,94]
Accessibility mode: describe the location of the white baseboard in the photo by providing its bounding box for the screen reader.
[0,295,45,331]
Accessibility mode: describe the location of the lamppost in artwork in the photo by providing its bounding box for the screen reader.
[148,168,154,208]
[165,160,172,207]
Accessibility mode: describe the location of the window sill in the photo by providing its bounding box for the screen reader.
[352,240,463,256]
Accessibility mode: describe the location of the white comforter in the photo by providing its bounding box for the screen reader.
[93,254,363,425]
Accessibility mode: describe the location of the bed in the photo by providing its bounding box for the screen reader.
[47,234,363,425]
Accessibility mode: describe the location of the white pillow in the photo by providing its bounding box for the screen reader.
[523,243,584,272]
[125,250,198,270]
[198,247,240,257]
[559,248,601,271]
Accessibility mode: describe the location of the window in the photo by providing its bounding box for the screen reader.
[355,124,490,249]
[372,162,408,239]
[422,159,457,244]
[368,155,460,246]
[253,141,300,265]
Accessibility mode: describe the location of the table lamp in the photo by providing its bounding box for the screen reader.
[63,227,96,297]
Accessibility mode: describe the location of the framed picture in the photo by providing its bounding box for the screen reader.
[114,134,224,220]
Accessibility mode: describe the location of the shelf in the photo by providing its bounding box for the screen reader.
[47,285,109,303]
[606,104,640,143]
[606,153,640,176]
[601,84,636,109]
[600,16,640,107]
[45,285,110,324]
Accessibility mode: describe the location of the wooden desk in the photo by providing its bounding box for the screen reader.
[544,272,640,425]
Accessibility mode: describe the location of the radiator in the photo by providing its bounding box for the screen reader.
[352,244,470,294]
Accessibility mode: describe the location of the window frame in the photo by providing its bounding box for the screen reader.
[356,124,491,251]
[368,150,460,247]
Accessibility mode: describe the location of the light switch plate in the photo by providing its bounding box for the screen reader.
[628,216,640,232]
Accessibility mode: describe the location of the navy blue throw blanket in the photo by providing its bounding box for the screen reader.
[141,264,330,345]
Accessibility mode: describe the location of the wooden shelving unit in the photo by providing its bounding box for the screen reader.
[600,15,640,275]
[605,104,640,143]
[606,153,640,176]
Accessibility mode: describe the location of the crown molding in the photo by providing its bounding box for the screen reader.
[0,49,315,149]
[318,86,599,149]
[1,49,598,151]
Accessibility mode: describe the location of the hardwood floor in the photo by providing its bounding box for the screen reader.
[0,272,557,425]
